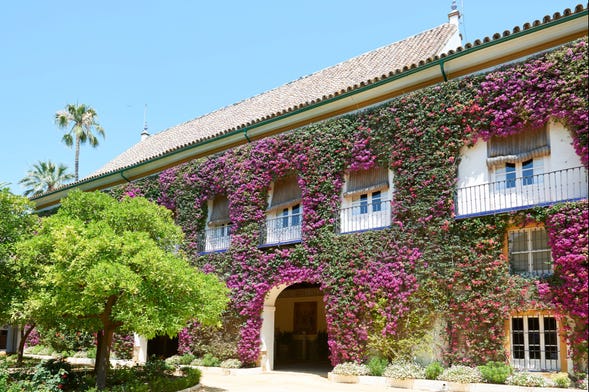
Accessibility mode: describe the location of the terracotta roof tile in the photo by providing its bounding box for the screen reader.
[92,23,458,177]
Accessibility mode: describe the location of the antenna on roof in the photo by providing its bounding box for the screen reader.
[141,104,150,141]
[459,0,468,44]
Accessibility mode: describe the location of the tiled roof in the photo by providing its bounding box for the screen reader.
[92,23,458,177]
[75,4,588,185]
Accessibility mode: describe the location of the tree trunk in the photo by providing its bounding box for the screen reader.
[16,323,35,366]
[94,330,104,375]
[95,327,115,390]
[74,137,80,181]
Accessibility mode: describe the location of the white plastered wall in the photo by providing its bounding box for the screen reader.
[457,122,583,187]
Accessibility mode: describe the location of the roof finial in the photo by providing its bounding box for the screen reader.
[451,0,457,11]
[141,104,150,141]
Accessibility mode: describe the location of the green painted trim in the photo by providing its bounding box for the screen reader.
[31,9,588,204]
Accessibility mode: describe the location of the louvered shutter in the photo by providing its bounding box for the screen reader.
[487,125,549,168]
[208,195,230,225]
[344,166,389,196]
[269,175,302,209]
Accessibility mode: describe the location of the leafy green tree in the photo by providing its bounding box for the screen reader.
[19,160,74,196]
[55,103,105,181]
[15,190,228,389]
[0,188,40,363]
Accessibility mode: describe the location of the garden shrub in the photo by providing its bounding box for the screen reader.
[143,358,174,380]
[383,361,425,380]
[0,360,10,391]
[111,334,134,360]
[201,353,221,367]
[424,361,444,380]
[178,315,240,361]
[29,358,72,391]
[552,372,571,388]
[367,356,388,376]
[506,372,547,387]
[477,361,512,384]
[190,358,204,366]
[576,373,588,390]
[166,353,195,367]
[438,365,483,384]
[220,358,243,369]
[86,346,97,359]
[331,362,370,376]
[37,327,94,355]
[164,355,183,367]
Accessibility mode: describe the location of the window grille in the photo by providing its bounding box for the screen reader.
[508,227,552,277]
[511,315,559,371]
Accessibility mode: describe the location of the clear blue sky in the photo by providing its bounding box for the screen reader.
[0,1,581,195]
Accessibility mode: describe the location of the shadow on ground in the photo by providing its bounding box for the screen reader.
[274,360,332,378]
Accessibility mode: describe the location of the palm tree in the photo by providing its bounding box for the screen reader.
[55,103,105,181]
[19,160,74,197]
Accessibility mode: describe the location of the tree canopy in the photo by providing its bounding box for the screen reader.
[55,103,105,181]
[0,188,39,362]
[0,188,38,308]
[14,190,228,389]
[19,160,74,196]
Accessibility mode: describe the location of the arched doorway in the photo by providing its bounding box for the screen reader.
[261,283,329,373]
[147,335,178,359]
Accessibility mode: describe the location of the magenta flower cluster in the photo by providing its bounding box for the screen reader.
[538,201,588,364]
[142,39,589,367]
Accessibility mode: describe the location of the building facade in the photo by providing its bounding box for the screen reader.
[32,5,588,372]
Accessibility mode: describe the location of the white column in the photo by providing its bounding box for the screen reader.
[6,326,20,354]
[133,333,148,364]
[260,305,276,371]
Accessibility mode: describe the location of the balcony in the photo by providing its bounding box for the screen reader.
[198,225,232,253]
[337,199,391,234]
[260,213,302,246]
[455,166,588,218]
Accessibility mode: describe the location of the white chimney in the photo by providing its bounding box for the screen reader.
[448,0,460,27]
[141,127,149,141]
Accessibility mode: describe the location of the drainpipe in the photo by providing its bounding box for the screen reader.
[243,128,251,143]
[439,59,448,82]
[120,171,131,183]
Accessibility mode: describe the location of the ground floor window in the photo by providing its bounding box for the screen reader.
[511,315,559,371]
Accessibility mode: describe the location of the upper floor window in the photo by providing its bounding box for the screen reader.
[455,122,588,218]
[265,175,302,244]
[488,126,549,190]
[508,226,552,277]
[340,166,391,233]
[354,190,382,215]
[280,203,301,228]
[204,195,231,252]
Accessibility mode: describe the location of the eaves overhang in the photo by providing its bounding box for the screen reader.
[31,7,589,212]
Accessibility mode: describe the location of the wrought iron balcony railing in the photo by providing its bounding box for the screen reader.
[336,199,391,234]
[198,225,232,253]
[260,213,302,246]
[455,166,588,218]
